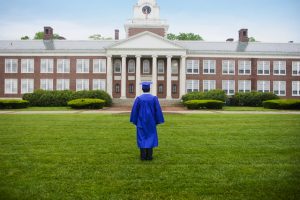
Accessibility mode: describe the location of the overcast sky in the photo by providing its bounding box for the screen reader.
[0,0,299,42]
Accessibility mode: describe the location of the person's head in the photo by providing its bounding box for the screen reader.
[141,82,152,93]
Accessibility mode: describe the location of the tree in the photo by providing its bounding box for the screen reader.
[89,34,112,40]
[249,37,256,42]
[21,36,30,40]
[33,32,66,40]
[167,33,203,41]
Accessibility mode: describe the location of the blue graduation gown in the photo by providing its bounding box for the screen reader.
[130,94,164,148]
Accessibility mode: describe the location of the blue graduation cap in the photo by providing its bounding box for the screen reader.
[140,82,153,90]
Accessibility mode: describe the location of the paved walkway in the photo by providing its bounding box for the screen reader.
[0,107,300,115]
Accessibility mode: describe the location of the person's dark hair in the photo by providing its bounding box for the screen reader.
[142,88,150,93]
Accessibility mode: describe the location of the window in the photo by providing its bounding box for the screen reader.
[115,84,120,93]
[172,84,177,94]
[257,61,270,75]
[21,59,34,73]
[292,81,300,96]
[186,80,199,93]
[93,59,106,73]
[238,60,251,75]
[143,60,150,74]
[56,79,70,90]
[129,84,134,93]
[238,80,251,93]
[5,59,18,73]
[158,84,163,94]
[222,80,235,95]
[222,60,235,75]
[257,81,270,93]
[57,59,70,73]
[171,60,179,74]
[186,60,199,74]
[157,60,164,74]
[40,79,53,91]
[40,59,54,73]
[113,59,121,73]
[273,81,286,96]
[76,79,89,91]
[203,80,216,92]
[203,60,216,74]
[76,59,89,73]
[21,79,34,94]
[5,79,18,94]
[273,61,286,75]
[128,59,135,73]
[93,79,106,91]
[292,61,300,76]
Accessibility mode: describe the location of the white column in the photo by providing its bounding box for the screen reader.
[106,55,113,97]
[152,55,158,96]
[166,55,172,99]
[135,55,141,97]
[180,56,186,97]
[121,55,127,99]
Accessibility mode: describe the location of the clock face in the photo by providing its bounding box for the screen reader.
[142,6,151,15]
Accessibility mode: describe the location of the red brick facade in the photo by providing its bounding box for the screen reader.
[128,28,166,37]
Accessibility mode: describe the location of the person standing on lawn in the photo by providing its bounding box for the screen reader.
[130,82,165,161]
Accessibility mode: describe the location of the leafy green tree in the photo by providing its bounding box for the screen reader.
[33,32,65,40]
[89,34,112,40]
[21,36,30,40]
[249,37,256,42]
[167,33,203,41]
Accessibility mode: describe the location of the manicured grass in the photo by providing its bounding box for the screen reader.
[0,107,73,111]
[223,106,274,111]
[0,114,299,200]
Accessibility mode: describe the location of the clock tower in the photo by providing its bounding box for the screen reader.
[125,0,169,38]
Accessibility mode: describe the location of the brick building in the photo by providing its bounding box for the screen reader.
[1,0,300,99]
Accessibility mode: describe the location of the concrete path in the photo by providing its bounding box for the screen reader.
[1,107,300,115]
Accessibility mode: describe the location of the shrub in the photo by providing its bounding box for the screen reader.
[0,99,29,109]
[23,90,112,107]
[232,92,279,107]
[67,99,106,109]
[263,99,300,110]
[182,90,227,103]
[184,100,224,110]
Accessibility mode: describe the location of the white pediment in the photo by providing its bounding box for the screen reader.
[108,32,185,50]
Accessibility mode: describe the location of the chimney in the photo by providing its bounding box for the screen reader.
[115,29,119,40]
[239,29,249,42]
[226,38,234,42]
[43,26,53,40]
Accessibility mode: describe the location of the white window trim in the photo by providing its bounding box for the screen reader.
[93,79,106,91]
[222,60,235,75]
[292,61,300,76]
[292,81,300,96]
[76,79,89,91]
[186,80,199,93]
[203,80,216,92]
[186,60,199,74]
[56,79,70,91]
[5,79,18,94]
[238,80,251,93]
[21,59,34,73]
[128,59,136,74]
[57,59,70,74]
[171,60,179,74]
[143,60,150,74]
[222,80,235,95]
[40,79,53,91]
[93,59,106,74]
[5,59,18,73]
[21,79,34,94]
[257,61,270,75]
[114,59,122,73]
[273,61,286,76]
[157,60,165,74]
[273,81,286,96]
[257,81,270,93]
[76,59,90,74]
[238,60,251,75]
[40,59,54,73]
[203,60,216,75]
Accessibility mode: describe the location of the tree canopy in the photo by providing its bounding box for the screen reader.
[89,34,112,40]
[33,32,65,40]
[21,36,30,40]
[167,33,203,41]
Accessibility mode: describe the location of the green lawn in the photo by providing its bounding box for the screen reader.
[0,114,299,200]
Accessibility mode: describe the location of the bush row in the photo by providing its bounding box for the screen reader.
[67,99,106,109]
[0,99,29,109]
[263,99,300,110]
[182,90,227,103]
[229,92,279,107]
[23,90,112,107]
[184,100,224,110]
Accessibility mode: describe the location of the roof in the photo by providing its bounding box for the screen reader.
[0,38,300,57]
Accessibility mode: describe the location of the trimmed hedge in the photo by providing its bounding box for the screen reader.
[263,99,300,110]
[0,99,29,109]
[182,90,227,103]
[184,100,224,110]
[67,99,106,109]
[230,92,279,107]
[23,90,112,107]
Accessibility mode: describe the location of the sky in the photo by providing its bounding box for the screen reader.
[0,0,299,42]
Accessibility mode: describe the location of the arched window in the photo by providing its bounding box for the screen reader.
[114,59,121,73]
[157,60,164,74]
[128,59,135,73]
[171,60,179,74]
[158,84,163,94]
[115,84,120,93]
[172,84,177,94]
[143,60,150,74]
[129,84,134,93]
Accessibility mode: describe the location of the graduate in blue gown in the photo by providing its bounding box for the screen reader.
[130,82,165,161]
